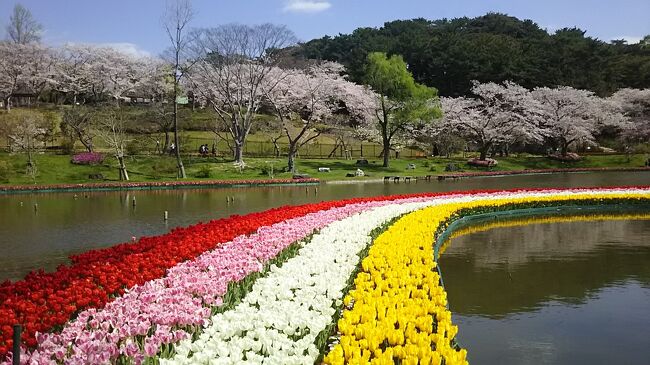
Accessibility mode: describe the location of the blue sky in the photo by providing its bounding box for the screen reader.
[1,0,649,57]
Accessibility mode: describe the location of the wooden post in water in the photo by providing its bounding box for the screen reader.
[12,324,20,365]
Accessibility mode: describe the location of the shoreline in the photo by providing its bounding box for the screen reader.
[325,166,650,184]
[0,178,320,195]
[1,166,649,194]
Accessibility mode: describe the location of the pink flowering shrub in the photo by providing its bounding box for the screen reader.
[71,152,105,165]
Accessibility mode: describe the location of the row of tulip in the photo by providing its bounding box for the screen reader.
[160,189,649,364]
[2,192,454,358]
[17,196,449,364]
[2,187,648,364]
[322,190,650,365]
[163,199,448,364]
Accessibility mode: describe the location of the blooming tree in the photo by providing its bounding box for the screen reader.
[610,88,650,145]
[97,48,154,107]
[51,44,98,105]
[0,110,47,174]
[264,61,370,172]
[0,41,52,111]
[441,81,544,160]
[532,86,603,156]
[189,23,297,164]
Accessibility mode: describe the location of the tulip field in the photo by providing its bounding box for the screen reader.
[1,187,649,364]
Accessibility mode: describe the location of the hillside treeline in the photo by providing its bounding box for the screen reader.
[298,13,650,97]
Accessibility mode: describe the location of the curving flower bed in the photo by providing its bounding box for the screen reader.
[2,187,649,364]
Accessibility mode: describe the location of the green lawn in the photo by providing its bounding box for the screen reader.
[0,152,647,186]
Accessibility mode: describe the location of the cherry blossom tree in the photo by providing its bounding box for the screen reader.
[610,88,650,145]
[97,48,154,107]
[0,110,47,176]
[51,44,97,105]
[532,86,602,156]
[441,81,544,160]
[189,23,297,165]
[264,61,369,172]
[0,41,52,111]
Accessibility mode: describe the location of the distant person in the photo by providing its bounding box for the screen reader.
[169,143,175,155]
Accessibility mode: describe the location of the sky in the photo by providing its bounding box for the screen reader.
[1,0,648,57]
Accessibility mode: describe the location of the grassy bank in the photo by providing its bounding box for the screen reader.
[0,152,648,186]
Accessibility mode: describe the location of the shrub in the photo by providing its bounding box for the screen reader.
[60,140,75,155]
[0,161,10,182]
[260,165,274,177]
[194,165,212,178]
[126,139,145,156]
[151,159,177,179]
[71,152,104,165]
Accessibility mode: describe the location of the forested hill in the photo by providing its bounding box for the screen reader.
[297,13,650,97]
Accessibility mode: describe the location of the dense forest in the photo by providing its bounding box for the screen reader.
[298,13,650,97]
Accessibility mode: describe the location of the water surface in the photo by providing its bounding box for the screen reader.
[0,171,648,281]
[441,217,650,365]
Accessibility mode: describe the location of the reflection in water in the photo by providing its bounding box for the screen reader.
[440,215,650,365]
[1,171,649,281]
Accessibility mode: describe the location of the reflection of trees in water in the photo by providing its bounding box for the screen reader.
[440,217,650,317]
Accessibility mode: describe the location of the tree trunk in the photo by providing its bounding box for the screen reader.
[382,142,390,167]
[173,79,186,178]
[287,143,298,173]
[273,139,281,158]
[328,141,341,158]
[479,143,492,161]
[380,97,390,168]
[560,141,569,157]
[163,131,170,154]
[233,141,244,164]
[117,155,129,181]
[80,136,93,153]
[27,136,34,168]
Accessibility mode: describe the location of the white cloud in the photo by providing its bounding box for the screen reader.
[283,0,331,14]
[99,42,152,58]
[610,35,643,44]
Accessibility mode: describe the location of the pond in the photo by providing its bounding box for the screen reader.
[440,213,650,365]
[0,170,649,281]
